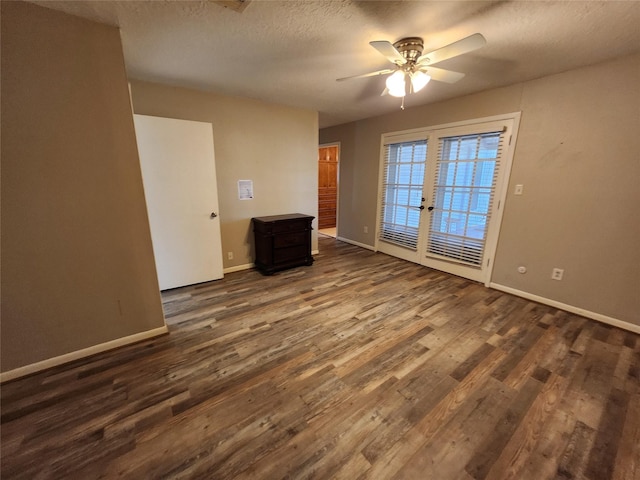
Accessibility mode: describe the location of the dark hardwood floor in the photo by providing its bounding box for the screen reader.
[1,236,639,479]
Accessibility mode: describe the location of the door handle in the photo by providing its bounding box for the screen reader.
[210,212,218,218]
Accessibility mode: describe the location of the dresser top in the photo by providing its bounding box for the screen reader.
[252,213,314,223]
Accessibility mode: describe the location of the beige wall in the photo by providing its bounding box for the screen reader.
[129,81,319,268]
[1,2,166,373]
[320,54,640,326]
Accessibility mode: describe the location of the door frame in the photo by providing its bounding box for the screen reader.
[318,142,340,236]
[375,112,521,286]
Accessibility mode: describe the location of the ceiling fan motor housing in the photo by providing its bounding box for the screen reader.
[393,37,424,64]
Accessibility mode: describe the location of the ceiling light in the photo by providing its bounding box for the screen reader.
[386,70,406,97]
[410,70,431,92]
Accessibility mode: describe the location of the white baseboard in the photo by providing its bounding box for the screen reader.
[223,263,254,274]
[224,253,320,274]
[335,236,376,251]
[489,283,640,334]
[0,325,169,383]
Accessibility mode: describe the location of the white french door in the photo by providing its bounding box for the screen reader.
[377,132,428,263]
[377,114,519,284]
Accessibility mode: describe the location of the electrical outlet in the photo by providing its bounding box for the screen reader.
[551,268,564,281]
[227,252,233,260]
[514,184,524,195]
[363,226,368,234]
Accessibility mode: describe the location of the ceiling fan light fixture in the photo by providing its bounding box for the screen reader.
[386,70,406,97]
[410,70,431,92]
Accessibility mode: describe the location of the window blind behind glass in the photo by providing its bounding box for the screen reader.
[427,131,504,265]
[379,140,427,250]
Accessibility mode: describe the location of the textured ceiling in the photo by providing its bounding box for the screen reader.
[31,0,640,128]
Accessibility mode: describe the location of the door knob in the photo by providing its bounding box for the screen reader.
[210,212,218,218]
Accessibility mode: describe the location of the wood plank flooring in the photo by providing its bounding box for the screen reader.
[1,236,639,479]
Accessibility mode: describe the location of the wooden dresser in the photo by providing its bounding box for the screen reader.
[252,214,314,275]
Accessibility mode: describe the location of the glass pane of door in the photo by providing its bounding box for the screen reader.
[426,132,501,266]
[378,140,427,250]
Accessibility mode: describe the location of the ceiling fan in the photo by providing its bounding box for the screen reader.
[337,33,486,101]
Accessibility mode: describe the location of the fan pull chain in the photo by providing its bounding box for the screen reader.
[401,96,405,110]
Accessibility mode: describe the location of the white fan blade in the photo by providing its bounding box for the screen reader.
[419,66,465,84]
[417,33,486,66]
[336,68,395,82]
[369,40,407,65]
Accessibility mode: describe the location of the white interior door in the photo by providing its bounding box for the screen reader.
[134,114,223,290]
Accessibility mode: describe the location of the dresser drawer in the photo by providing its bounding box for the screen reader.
[272,219,308,234]
[274,245,309,264]
[274,232,306,248]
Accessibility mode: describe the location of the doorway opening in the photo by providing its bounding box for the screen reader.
[318,143,339,238]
